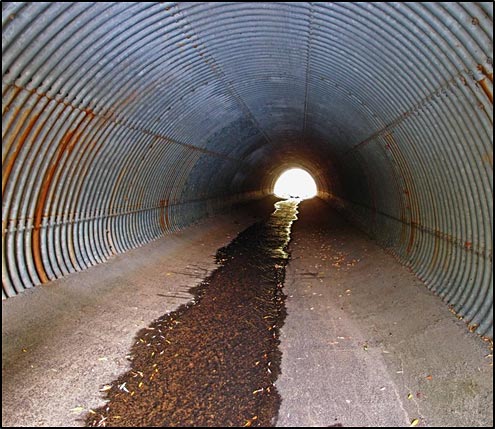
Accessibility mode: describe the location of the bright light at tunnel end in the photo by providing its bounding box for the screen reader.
[273,168,317,200]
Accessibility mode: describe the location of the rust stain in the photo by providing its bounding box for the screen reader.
[407,221,417,254]
[67,227,78,270]
[8,82,99,121]
[83,108,95,118]
[478,77,493,103]
[165,199,170,229]
[63,129,78,155]
[137,188,145,209]
[2,110,42,194]
[159,199,168,233]
[399,188,409,246]
[385,133,419,255]
[2,84,23,115]
[464,241,473,250]
[477,64,493,82]
[399,215,408,247]
[384,134,395,150]
[481,151,493,165]
[406,217,417,254]
[385,134,411,251]
[32,126,84,283]
[430,234,440,269]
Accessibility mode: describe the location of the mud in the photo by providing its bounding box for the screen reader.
[86,199,299,427]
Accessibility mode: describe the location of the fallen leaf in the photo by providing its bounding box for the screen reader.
[70,406,85,413]
[426,375,432,380]
[410,418,419,426]
[99,385,112,392]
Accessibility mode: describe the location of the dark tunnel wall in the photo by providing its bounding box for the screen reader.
[2,3,493,337]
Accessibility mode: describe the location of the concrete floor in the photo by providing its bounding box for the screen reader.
[2,197,493,427]
[276,199,493,427]
[2,201,268,427]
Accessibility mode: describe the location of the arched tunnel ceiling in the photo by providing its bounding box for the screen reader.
[2,3,493,336]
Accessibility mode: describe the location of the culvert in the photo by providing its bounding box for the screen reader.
[2,1,492,340]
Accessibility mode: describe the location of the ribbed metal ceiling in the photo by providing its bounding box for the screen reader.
[2,2,492,337]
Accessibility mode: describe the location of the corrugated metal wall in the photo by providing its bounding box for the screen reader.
[2,2,492,337]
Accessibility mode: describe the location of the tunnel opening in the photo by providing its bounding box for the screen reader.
[273,168,317,200]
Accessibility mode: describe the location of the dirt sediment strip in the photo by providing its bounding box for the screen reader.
[86,200,299,427]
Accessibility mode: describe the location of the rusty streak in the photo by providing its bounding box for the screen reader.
[32,125,84,283]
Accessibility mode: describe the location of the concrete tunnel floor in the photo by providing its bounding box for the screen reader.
[2,197,493,427]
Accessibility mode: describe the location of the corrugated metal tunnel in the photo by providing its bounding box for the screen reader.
[2,0,493,345]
